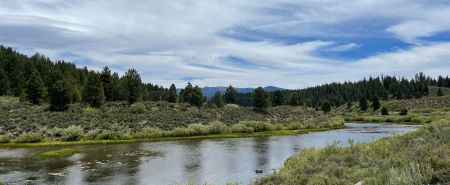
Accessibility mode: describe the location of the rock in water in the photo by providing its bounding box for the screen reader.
[255,169,263,173]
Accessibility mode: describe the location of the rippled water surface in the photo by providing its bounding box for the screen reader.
[0,123,418,185]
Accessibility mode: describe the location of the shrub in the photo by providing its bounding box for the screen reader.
[62,125,84,141]
[85,129,102,140]
[187,124,210,135]
[138,127,164,138]
[224,104,239,110]
[0,134,11,143]
[241,121,274,132]
[14,132,42,143]
[400,109,408,116]
[47,127,64,138]
[230,124,254,133]
[96,130,120,140]
[170,127,191,137]
[83,107,97,114]
[129,102,146,114]
[287,122,302,130]
[208,121,228,134]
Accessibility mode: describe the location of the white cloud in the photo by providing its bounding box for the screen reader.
[1,0,450,89]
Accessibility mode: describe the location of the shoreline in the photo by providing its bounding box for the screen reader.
[0,125,344,148]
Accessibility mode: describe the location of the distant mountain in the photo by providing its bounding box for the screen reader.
[201,86,285,98]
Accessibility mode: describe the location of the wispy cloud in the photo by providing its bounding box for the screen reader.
[1,0,450,89]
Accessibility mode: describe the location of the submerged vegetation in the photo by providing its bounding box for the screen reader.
[38,148,80,158]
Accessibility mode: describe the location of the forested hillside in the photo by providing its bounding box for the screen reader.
[1,45,449,111]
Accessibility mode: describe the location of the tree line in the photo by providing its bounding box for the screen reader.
[0,45,446,112]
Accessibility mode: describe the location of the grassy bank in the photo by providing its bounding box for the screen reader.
[0,125,344,148]
[0,96,345,145]
[254,113,450,185]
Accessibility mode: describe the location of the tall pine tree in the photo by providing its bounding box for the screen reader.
[359,96,368,112]
[84,73,105,107]
[210,91,224,108]
[100,66,113,101]
[26,70,46,105]
[123,69,142,105]
[272,90,284,106]
[167,84,177,103]
[49,79,72,111]
[0,69,10,95]
[252,87,269,111]
[224,85,237,104]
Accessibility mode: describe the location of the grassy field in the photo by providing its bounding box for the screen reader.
[0,96,344,145]
[253,97,450,185]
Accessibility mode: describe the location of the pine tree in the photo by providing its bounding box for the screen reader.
[288,91,302,106]
[181,83,204,107]
[123,69,142,105]
[359,96,368,112]
[167,84,177,103]
[252,87,269,111]
[224,85,237,104]
[100,66,113,101]
[438,76,444,87]
[272,90,284,106]
[49,79,72,111]
[321,100,331,113]
[26,70,46,105]
[437,88,444,96]
[371,96,380,111]
[210,91,224,108]
[84,73,105,107]
[381,106,389,115]
[0,69,10,95]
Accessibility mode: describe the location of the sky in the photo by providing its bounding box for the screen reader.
[1,0,450,89]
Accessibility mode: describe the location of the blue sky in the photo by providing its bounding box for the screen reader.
[1,0,450,89]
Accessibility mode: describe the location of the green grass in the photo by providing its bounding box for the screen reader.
[254,112,450,185]
[37,148,80,158]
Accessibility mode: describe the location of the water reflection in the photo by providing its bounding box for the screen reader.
[0,123,418,185]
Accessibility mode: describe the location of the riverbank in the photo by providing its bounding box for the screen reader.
[254,115,450,184]
[0,125,344,148]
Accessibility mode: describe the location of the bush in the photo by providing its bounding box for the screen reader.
[129,102,146,114]
[14,132,42,143]
[208,121,228,134]
[170,127,191,137]
[96,130,120,140]
[47,127,64,138]
[400,109,408,116]
[241,121,274,132]
[85,129,102,140]
[224,104,240,110]
[0,134,11,143]
[138,127,164,138]
[230,124,254,133]
[187,124,210,135]
[62,125,84,141]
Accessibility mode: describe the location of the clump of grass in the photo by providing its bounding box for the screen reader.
[38,148,80,158]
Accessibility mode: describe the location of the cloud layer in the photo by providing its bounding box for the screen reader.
[1,0,450,89]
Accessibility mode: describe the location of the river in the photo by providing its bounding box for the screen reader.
[0,123,418,185]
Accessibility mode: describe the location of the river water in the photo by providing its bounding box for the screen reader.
[0,123,418,185]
